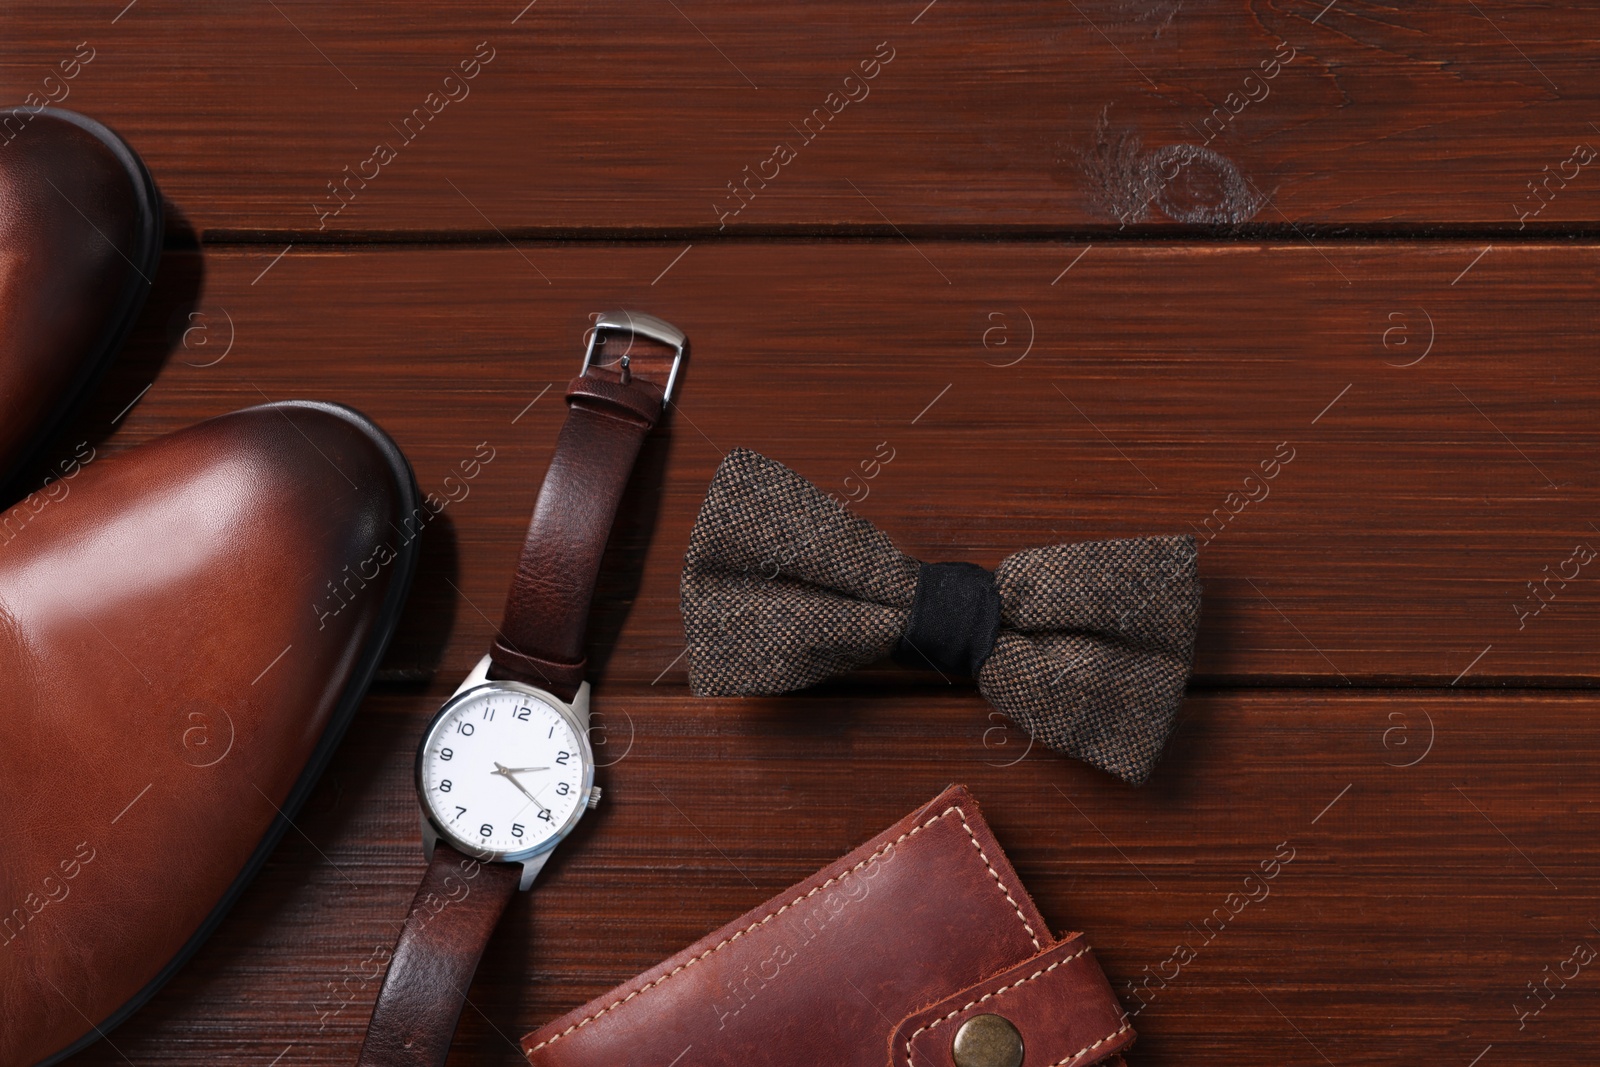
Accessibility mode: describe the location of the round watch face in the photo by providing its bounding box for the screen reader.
[416,683,591,859]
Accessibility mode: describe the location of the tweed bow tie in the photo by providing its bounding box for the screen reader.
[679,448,1202,785]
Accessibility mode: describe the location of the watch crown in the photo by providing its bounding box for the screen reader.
[587,786,602,810]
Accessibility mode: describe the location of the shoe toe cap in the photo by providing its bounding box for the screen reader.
[0,401,418,1067]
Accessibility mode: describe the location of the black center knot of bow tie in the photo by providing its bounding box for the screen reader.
[892,561,1002,680]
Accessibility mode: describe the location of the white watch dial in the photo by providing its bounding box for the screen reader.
[418,686,588,856]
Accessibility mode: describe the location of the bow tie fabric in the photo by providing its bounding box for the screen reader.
[679,448,1202,785]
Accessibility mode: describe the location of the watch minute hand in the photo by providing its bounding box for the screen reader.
[492,763,550,814]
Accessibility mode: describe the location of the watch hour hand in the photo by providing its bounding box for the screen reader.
[492,763,550,815]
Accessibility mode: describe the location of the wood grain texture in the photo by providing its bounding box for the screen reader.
[58,688,1600,1066]
[6,2,1600,235]
[38,242,1597,1065]
[50,243,1600,688]
[15,4,1599,1064]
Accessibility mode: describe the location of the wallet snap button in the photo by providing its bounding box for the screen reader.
[951,1013,1024,1067]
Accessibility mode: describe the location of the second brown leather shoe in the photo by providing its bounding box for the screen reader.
[0,106,161,492]
[0,401,420,1067]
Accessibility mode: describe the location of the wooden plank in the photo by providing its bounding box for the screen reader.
[46,241,1600,687]
[8,2,1600,235]
[59,688,1600,1065]
[14,8,1594,1067]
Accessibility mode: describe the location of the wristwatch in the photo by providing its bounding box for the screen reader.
[355,311,686,1067]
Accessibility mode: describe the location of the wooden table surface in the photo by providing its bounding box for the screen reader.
[13,3,1600,1065]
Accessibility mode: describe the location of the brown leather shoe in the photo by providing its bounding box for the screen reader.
[0,107,161,492]
[0,401,420,1067]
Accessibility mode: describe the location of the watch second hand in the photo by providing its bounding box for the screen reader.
[492,763,550,815]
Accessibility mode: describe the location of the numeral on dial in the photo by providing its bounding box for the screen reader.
[456,721,474,736]
[537,809,552,823]
[556,752,570,765]
[455,806,467,819]
[439,779,452,792]
[511,823,525,838]
[439,747,452,761]
[479,823,494,838]
[514,706,531,721]
[556,782,570,796]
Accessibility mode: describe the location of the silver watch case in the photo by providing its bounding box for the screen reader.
[415,654,596,890]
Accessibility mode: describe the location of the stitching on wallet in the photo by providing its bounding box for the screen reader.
[901,944,1092,1062]
[1051,1022,1133,1066]
[955,810,1042,953]
[525,803,1037,1059]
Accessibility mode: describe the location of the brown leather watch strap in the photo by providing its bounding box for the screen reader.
[488,365,665,700]
[355,845,522,1067]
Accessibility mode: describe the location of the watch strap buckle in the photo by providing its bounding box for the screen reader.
[580,309,687,403]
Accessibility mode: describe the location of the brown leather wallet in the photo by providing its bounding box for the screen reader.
[521,785,1133,1067]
